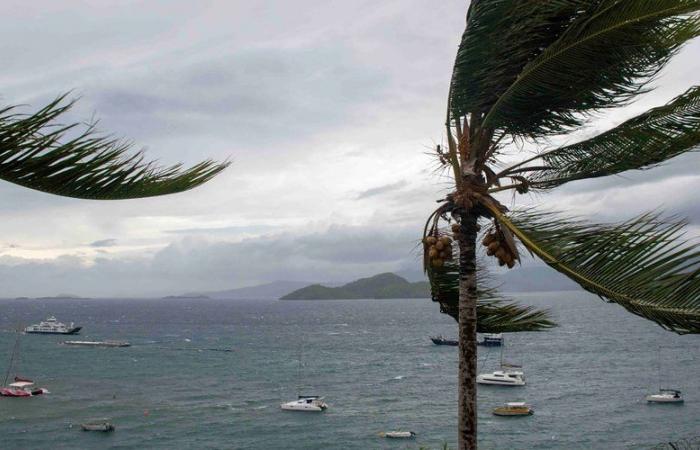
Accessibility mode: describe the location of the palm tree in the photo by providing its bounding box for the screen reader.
[423,2,700,449]
[0,94,227,199]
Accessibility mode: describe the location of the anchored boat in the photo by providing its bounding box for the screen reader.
[280,396,328,412]
[478,333,503,346]
[646,389,684,404]
[430,335,458,346]
[379,431,416,439]
[1,330,49,397]
[81,419,115,432]
[493,402,534,416]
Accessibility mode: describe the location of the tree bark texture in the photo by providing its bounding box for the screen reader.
[457,211,479,450]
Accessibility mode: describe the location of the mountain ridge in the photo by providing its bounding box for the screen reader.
[280,272,429,300]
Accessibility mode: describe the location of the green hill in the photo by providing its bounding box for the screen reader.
[280,273,429,300]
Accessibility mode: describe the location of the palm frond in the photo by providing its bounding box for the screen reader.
[501,85,700,188]
[480,0,700,137]
[485,206,700,334]
[450,0,589,119]
[428,258,556,332]
[0,95,229,200]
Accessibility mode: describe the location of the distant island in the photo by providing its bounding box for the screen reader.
[281,273,429,300]
[162,294,211,300]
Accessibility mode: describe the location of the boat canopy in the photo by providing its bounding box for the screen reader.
[9,381,34,388]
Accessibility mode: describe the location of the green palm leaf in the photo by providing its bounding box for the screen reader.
[480,0,700,137]
[428,259,556,332]
[0,95,229,200]
[486,206,700,334]
[500,85,700,188]
[449,0,588,119]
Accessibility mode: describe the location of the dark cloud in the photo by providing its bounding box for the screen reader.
[89,239,117,248]
[356,180,408,199]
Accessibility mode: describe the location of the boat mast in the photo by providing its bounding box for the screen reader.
[3,327,21,386]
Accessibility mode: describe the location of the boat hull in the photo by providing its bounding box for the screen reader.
[646,395,684,403]
[280,403,326,412]
[26,327,81,335]
[81,423,115,432]
[0,388,31,397]
[430,338,458,346]
[493,409,533,416]
[476,376,525,386]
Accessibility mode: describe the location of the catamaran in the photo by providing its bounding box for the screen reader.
[281,340,328,412]
[477,335,526,386]
[1,330,49,397]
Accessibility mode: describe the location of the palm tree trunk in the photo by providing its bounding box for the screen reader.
[457,211,479,450]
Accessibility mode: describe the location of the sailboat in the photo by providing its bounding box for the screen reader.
[1,328,49,397]
[646,347,683,404]
[280,339,327,412]
[476,335,525,386]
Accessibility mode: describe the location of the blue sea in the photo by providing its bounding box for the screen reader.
[0,292,698,449]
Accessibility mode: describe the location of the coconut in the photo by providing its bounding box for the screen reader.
[451,223,461,233]
[495,247,507,260]
[435,241,445,251]
[441,236,452,245]
[432,258,444,268]
[426,236,438,245]
[506,260,515,269]
[486,248,496,256]
[428,248,438,259]
[487,241,500,253]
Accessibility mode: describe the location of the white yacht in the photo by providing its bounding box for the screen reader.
[477,368,526,386]
[24,316,81,335]
[280,396,328,412]
[646,389,684,403]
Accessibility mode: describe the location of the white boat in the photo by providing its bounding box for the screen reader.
[25,316,81,335]
[379,431,416,439]
[477,368,525,386]
[646,389,684,404]
[81,419,115,432]
[280,396,328,412]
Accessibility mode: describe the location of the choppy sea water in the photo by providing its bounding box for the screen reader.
[0,292,698,449]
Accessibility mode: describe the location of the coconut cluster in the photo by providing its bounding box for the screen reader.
[452,189,478,210]
[482,229,517,268]
[424,235,454,268]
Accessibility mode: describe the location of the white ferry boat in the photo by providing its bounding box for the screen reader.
[24,316,81,335]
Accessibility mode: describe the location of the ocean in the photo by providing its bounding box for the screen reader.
[0,291,698,449]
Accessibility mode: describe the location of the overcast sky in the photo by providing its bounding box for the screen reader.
[1,1,699,297]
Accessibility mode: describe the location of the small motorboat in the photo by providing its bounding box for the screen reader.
[430,335,458,346]
[379,431,416,439]
[280,396,328,412]
[646,389,684,404]
[477,367,525,386]
[81,419,115,432]
[493,402,534,416]
[0,381,49,397]
[478,333,503,346]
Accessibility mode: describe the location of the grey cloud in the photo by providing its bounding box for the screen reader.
[356,180,408,199]
[84,45,389,147]
[89,239,118,248]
